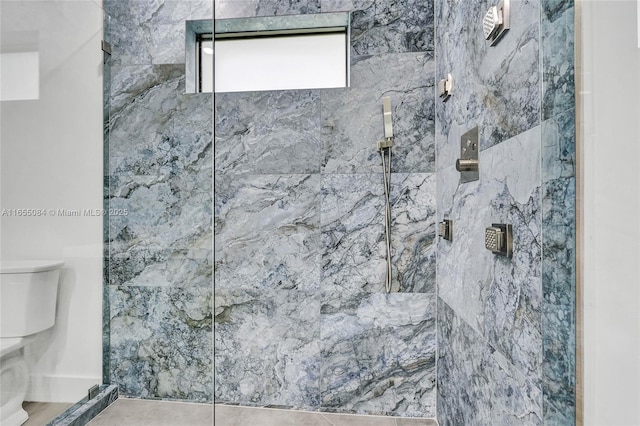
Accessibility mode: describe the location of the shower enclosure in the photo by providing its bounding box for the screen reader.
[1,0,639,425]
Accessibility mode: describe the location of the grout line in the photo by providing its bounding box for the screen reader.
[319,413,338,425]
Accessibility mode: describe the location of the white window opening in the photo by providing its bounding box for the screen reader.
[213,31,348,93]
[209,12,350,93]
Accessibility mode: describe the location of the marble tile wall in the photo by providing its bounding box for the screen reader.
[436,125,544,425]
[434,0,576,425]
[540,1,576,423]
[214,0,437,418]
[104,0,575,421]
[103,0,213,401]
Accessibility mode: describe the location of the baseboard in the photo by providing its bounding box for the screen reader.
[26,375,102,403]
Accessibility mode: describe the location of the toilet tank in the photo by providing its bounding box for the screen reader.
[0,260,64,337]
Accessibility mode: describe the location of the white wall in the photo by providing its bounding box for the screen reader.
[0,0,104,402]
[581,1,640,424]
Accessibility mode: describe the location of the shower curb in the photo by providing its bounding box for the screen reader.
[47,384,118,426]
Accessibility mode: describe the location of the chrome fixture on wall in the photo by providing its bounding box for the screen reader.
[457,126,479,183]
[439,219,453,241]
[377,96,394,293]
[438,73,453,101]
[483,0,510,46]
[485,223,513,257]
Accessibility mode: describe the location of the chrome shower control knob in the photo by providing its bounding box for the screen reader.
[457,127,479,183]
[456,158,479,172]
[439,219,453,241]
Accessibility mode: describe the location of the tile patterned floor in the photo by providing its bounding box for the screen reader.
[85,399,438,426]
[215,405,438,426]
[86,399,213,426]
[23,401,73,425]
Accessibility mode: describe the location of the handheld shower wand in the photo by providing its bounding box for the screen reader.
[377,97,393,293]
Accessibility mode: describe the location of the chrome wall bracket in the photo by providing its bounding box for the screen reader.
[483,0,510,46]
[102,40,112,64]
[456,126,479,183]
[101,40,112,55]
[88,384,100,400]
[377,138,393,150]
[439,219,453,241]
[485,223,513,258]
[438,73,453,101]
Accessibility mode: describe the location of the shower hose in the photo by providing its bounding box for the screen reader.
[380,145,392,293]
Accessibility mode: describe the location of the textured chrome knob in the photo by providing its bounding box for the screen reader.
[456,158,479,172]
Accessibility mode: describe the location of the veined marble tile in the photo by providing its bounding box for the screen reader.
[321,173,435,295]
[437,299,542,425]
[109,245,212,287]
[349,51,434,90]
[542,109,575,232]
[542,108,575,184]
[349,0,433,55]
[320,293,436,417]
[256,0,321,16]
[543,394,573,426]
[437,174,540,330]
[105,0,194,65]
[109,65,184,116]
[541,107,575,423]
[108,65,212,287]
[214,174,320,291]
[543,175,575,231]
[433,106,455,174]
[215,90,321,137]
[215,0,259,19]
[437,127,542,385]
[215,0,320,18]
[541,0,574,119]
[541,222,576,423]
[435,165,458,223]
[190,0,213,20]
[482,125,541,205]
[215,90,322,174]
[483,259,542,387]
[319,0,354,13]
[109,286,213,401]
[108,163,212,251]
[214,289,321,409]
[216,0,434,56]
[321,53,434,174]
[102,285,111,383]
[109,67,212,179]
[435,0,540,170]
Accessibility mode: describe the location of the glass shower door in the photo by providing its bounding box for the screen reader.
[0,1,105,424]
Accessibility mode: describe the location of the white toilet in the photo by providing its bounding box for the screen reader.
[0,260,64,426]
